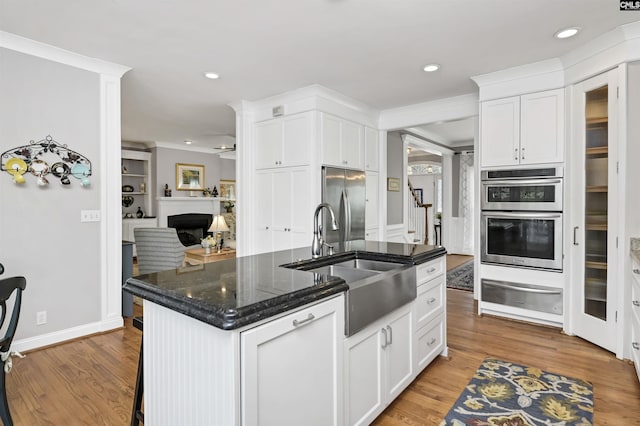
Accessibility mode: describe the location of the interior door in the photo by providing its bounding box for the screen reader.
[570,69,618,353]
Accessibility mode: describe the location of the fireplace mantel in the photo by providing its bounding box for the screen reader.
[157,197,221,227]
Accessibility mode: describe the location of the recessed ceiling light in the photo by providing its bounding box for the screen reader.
[184,140,193,145]
[204,72,220,79]
[555,27,580,39]
[423,64,440,72]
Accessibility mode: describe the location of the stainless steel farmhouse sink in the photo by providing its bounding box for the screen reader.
[283,257,416,336]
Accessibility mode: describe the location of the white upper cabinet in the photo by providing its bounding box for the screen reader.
[364,127,379,172]
[255,112,312,169]
[321,113,364,170]
[480,88,564,168]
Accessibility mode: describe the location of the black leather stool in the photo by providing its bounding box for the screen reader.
[0,270,26,426]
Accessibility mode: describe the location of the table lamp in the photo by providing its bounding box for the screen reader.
[208,215,230,253]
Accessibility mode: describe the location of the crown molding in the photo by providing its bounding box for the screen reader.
[0,31,130,77]
[152,141,221,154]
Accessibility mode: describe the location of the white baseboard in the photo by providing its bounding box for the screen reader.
[12,317,124,353]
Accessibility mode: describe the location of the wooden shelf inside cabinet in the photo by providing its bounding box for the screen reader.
[586,117,608,125]
[586,147,608,156]
[122,173,146,178]
[586,186,608,193]
[585,261,608,270]
[122,192,146,196]
[585,223,608,231]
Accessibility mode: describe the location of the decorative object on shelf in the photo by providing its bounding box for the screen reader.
[219,179,235,199]
[223,200,235,213]
[211,186,218,197]
[139,182,146,193]
[122,185,134,192]
[387,177,400,192]
[201,235,216,254]
[1,135,92,187]
[122,196,134,207]
[121,164,128,174]
[164,184,172,197]
[176,163,205,191]
[208,215,230,253]
[202,187,214,197]
[136,207,144,218]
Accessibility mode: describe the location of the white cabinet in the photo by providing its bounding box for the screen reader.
[344,303,413,426]
[365,172,379,238]
[241,296,344,426]
[480,88,564,167]
[364,127,379,172]
[254,112,312,169]
[254,166,312,254]
[365,229,379,241]
[122,149,153,218]
[413,256,446,373]
[630,257,640,383]
[321,113,364,170]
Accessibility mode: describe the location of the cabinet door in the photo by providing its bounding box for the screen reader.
[480,96,520,167]
[321,113,342,167]
[384,305,414,401]
[289,167,312,249]
[344,324,385,426]
[364,127,379,171]
[520,89,565,164]
[365,172,379,230]
[569,69,618,353]
[282,113,311,167]
[254,171,274,254]
[271,169,292,252]
[365,229,379,241]
[341,120,364,169]
[241,296,344,426]
[255,119,282,169]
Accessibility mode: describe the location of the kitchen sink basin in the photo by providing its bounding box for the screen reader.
[283,256,416,336]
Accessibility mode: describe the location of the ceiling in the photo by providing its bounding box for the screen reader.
[2,1,638,148]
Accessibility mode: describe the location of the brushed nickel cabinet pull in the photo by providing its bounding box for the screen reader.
[292,313,315,327]
[633,269,640,275]
[428,337,436,346]
[633,301,640,307]
[427,267,436,273]
[381,328,388,348]
[633,342,639,350]
[386,325,392,345]
[427,297,436,304]
[573,226,579,246]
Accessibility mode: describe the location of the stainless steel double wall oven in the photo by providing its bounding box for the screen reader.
[481,167,563,271]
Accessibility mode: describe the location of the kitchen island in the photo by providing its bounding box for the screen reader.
[124,240,447,426]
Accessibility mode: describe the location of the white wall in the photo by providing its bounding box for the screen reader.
[386,131,404,225]
[0,48,102,341]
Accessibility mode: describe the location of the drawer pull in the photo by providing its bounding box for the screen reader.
[634,269,640,275]
[381,327,388,349]
[427,337,436,346]
[633,342,640,350]
[633,301,640,307]
[427,297,437,305]
[427,267,436,273]
[292,313,315,327]
[386,325,393,345]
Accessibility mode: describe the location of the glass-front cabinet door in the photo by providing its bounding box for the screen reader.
[570,69,618,353]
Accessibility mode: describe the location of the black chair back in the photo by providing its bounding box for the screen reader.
[0,277,26,354]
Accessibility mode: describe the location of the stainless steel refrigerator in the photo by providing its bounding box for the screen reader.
[321,166,366,243]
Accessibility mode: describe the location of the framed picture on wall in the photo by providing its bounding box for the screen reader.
[176,163,205,191]
[387,177,400,192]
[220,179,236,200]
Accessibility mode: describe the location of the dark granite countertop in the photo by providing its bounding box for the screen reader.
[124,240,446,331]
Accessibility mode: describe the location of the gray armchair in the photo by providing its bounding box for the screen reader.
[134,228,186,274]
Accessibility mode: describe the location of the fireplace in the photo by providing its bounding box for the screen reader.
[167,213,213,247]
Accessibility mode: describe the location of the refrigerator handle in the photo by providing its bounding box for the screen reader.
[343,189,351,241]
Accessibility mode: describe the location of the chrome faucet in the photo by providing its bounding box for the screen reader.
[312,203,339,258]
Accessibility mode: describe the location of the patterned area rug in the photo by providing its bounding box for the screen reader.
[441,358,594,426]
[446,260,473,291]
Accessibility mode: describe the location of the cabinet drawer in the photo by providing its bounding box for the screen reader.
[632,322,640,384]
[632,258,640,288]
[416,257,445,285]
[415,275,445,330]
[415,315,444,373]
[632,270,640,327]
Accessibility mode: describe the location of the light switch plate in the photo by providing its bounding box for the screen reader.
[80,210,101,222]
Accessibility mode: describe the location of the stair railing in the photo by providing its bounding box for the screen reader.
[407,181,432,244]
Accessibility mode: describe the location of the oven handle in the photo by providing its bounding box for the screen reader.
[482,212,562,219]
[482,179,563,186]
[483,280,562,295]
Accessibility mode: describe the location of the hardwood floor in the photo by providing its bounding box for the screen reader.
[445,254,473,271]
[7,292,640,424]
